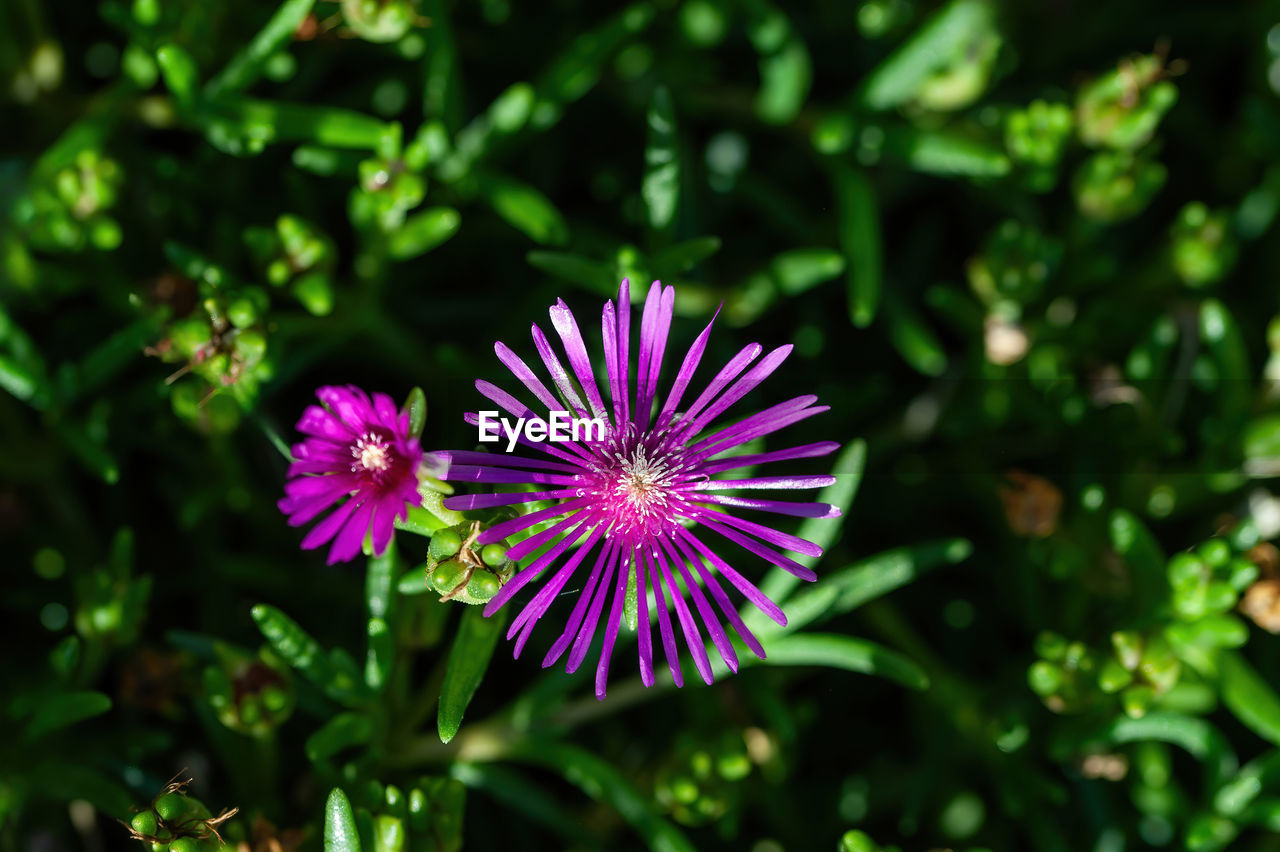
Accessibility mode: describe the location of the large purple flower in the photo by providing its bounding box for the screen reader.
[436,281,839,698]
[279,385,426,564]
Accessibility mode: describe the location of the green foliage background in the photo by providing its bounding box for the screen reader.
[4,0,1280,850]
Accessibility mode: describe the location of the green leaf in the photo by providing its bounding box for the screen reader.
[422,0,464,131]
[1219,651,1280,747]
[387,207,461,260]
[438,607,508,744]
[772,248,845,295]
[23,691,112,739]
[744,2,812,124]
[885,127,1011,177]
[32,762,135,820]
[510,741,696,852]
[450,762,602,848]
[833,165,882,327]
[203,98,393,149]
[1200,299,1251,442]
[759,439,866,604]
[401,386,427,440]
[72,313,166,400]
[307,712,375,764]
[0,353,49,408]
[325,787,363,852]
[478,172,569,245]
[367,546,396,620]
[1091,712,1237,789]
[205,0,317,98]
[761,633,930,690]
[642,85,680,231]
[397,565,432,595]
[1109,509,1167,610]
[885,292,948,376]
[762,538,972,638]
[861,0,995,110]
[155,44,200,108]
[527,250,615,293]
[651,236,722,273]
[366,616,394,691]
[533,4,656,116]
[251,604,368,704]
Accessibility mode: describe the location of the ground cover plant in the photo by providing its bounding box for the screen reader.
[4,0,1280,849]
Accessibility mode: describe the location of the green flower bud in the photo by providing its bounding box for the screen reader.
[267,258,293,286]
[168,838,199,852]
[1034,630,1069,661]
[292,272,334,316]
[480,543,509,568]
[238,694,262,725]
[840,830,878,852]
[1098,658,1134,693]
[1111,630,1143,670]
[89,217,123,250]
[1027,661,1062,697]
[261,685,289,712]
[408,787,429,833]
[234,330,267,367]
[1121,684,1155,718]
[131,810,159,836]
[227,297,258,328]
[1197,538,1232,568]
[1006,100,1073,168]
[384,784,405,817]
[1167,553,1205,589]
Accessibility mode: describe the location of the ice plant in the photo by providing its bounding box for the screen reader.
[436,280,840,698]
[279,385,426,564]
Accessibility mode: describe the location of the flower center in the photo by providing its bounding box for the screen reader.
[351,432,392,474]
[614,445,674,513]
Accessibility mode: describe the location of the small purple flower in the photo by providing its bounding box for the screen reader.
[279,385,426,565]
[437,281,839,698]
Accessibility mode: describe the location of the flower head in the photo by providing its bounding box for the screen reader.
[437,281,839,698]
[279,385,426,564]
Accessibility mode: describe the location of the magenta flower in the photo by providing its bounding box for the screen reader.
[437,281,839,698]
[279,385,426,565]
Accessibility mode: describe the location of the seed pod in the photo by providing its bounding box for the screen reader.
[154,792,187,822]
[465,571,501,602]
[429,529,463,561]
[429,559,467,594]
[130,810,159,836]
[480,543,509,568]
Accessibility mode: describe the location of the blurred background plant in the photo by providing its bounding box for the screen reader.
[3,0,1280,849]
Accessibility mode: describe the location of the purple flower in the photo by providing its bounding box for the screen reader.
[279,385,426,565]
[437,281,839,698]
